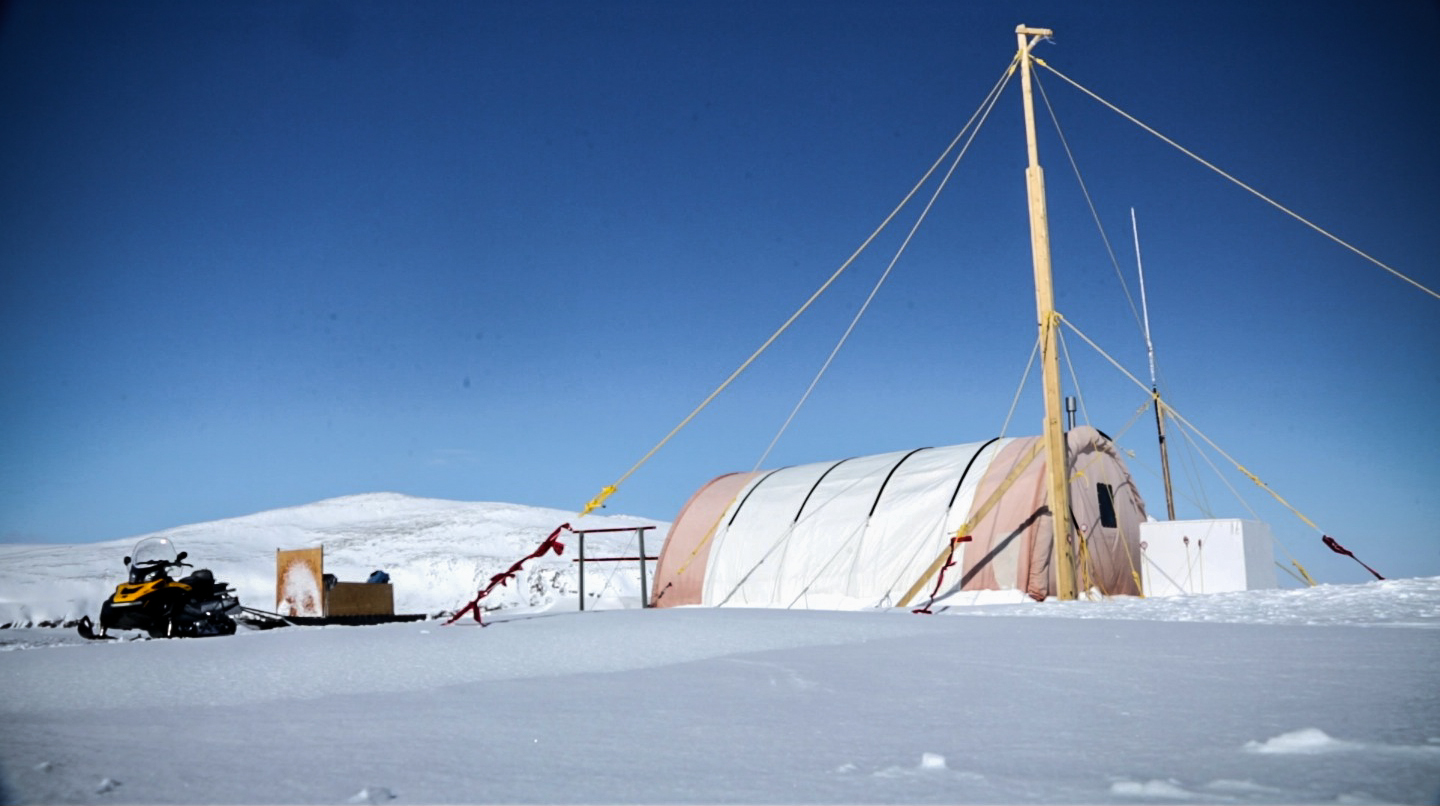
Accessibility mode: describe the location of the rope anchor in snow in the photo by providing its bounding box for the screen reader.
[1321,535,1384,581]
[912,535,973,615]
[445,523,571,626]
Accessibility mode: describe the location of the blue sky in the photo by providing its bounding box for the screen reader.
[2,1,1437,584]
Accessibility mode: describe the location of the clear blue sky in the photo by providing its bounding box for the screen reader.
[3,1,1437,584]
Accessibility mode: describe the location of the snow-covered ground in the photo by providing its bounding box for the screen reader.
[2,495,1437,804]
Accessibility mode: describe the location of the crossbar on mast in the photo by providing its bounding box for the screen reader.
[1016,24,1077,600]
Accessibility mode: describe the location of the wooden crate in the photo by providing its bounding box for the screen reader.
[276,546,394,617]
[326,582,394,617]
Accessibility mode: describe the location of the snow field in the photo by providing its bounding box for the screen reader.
[3,601,1439,804]
[2,493,1438,803]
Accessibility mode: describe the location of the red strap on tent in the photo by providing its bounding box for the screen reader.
[913,535,972,615]
[1321,535,1384,581]
[444,524,571,626]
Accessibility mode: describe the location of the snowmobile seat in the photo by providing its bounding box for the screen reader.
[180,568,215,596]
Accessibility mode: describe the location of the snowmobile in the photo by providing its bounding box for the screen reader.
[77,537,242,639]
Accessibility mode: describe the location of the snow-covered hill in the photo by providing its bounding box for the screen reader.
[0,493,666,627]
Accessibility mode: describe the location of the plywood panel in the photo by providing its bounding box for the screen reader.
[276,547,324,617]
[326,582,394,617]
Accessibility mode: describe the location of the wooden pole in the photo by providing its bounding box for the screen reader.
[1016,24,1077,600]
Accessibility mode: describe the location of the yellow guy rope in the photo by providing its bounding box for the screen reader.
[753,58,1017,472]
[670,486,746,580]
[1059,317,1318,585]
[1124,514,1145,597]
[1035,58,1440,303]
[1171,421,1262,521]
[1156,400,1318,586]
[576,53,1025,518]
[1111,397,1152,444]
[665,60,1022,595]
[999,332,1042,438]
[1058,326,1091,428]
[1032,69,1144,333]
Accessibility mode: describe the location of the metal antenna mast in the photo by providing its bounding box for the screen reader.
[1132,208,1176,520]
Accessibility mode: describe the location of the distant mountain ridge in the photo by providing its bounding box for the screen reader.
[0,493,669,627]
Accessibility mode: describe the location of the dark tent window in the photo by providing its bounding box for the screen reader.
[1097,483,1117,529]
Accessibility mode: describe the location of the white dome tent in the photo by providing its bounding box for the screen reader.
[651,425,1146,609]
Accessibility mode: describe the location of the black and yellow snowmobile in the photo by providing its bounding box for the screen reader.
[77,537,241,639]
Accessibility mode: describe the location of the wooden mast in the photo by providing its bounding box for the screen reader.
[1016,24,1077,600]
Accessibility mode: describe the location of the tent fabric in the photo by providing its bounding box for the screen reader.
[1065,428,1146,596]
[651,425,1146,609]
[957,436,1050,598]
[649,471,762,608]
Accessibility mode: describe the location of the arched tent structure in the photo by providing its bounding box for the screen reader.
[651,425,1146,609]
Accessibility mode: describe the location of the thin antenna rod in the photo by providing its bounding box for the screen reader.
[1132,208,1176,520]
[1133,208,1158,388]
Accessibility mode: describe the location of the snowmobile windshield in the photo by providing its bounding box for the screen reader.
[130,537,179,567]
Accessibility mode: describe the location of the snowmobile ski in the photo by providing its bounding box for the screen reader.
[75,615,115,640]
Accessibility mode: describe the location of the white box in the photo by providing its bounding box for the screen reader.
[1139,519,1277,596]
